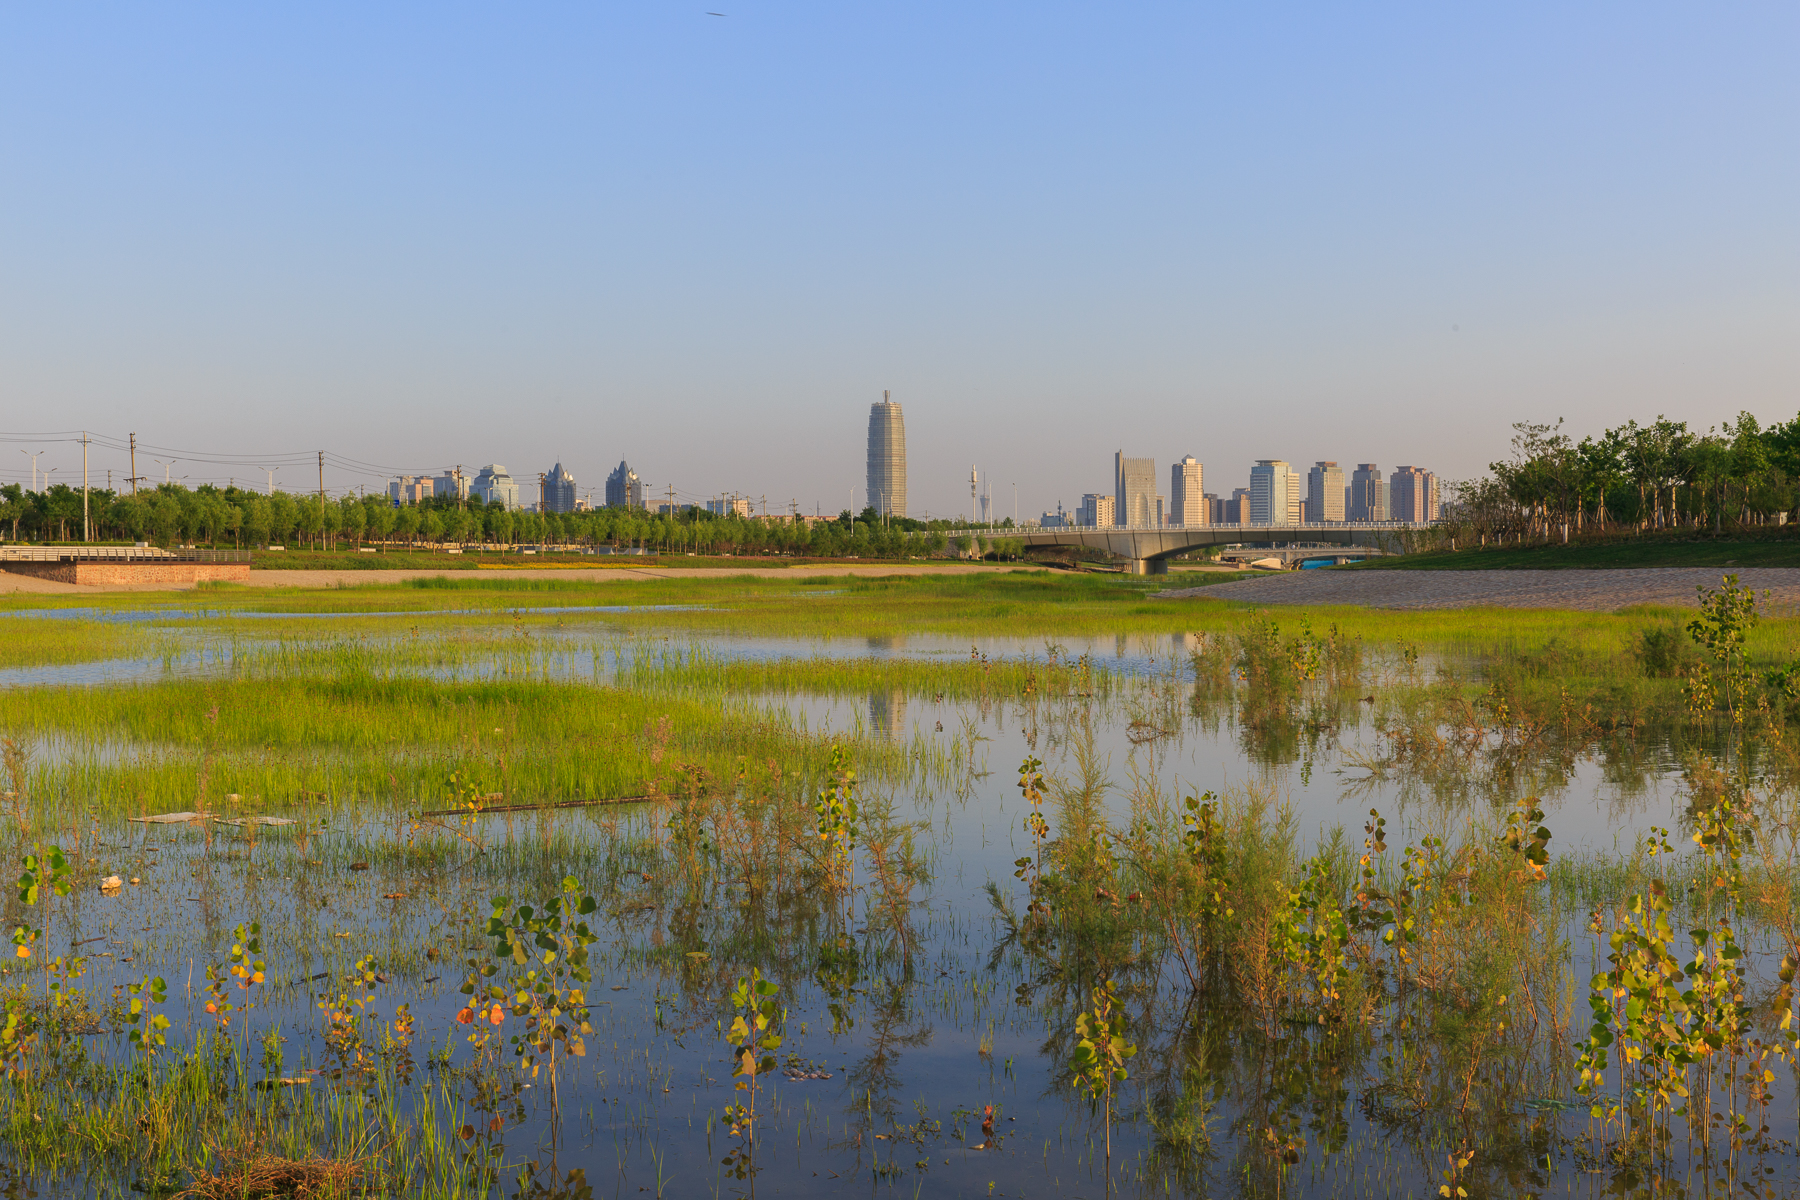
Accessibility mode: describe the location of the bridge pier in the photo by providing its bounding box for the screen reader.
[1126,558,1168,575]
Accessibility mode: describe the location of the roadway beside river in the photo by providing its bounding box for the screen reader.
[1154,567,1800,611]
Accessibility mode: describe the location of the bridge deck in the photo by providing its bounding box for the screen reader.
[944,523,1429,573]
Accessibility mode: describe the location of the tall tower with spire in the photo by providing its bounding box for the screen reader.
[866,391,907,518]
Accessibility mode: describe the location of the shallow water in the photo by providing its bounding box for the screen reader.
[0,606,1790,1198]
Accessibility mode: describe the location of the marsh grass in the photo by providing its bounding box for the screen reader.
[0,619,149,669]
[11,569,1797,651]
[8,573,1800,1195]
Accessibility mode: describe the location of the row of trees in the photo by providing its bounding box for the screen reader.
[1450,411,1800,539]
[0,484,1026,560]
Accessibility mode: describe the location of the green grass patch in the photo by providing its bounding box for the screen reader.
[0,619,149,669]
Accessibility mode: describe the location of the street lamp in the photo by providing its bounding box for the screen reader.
[153,458,178,485]
[18,450,44,491]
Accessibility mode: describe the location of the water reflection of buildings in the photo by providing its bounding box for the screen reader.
[868,690,909,739]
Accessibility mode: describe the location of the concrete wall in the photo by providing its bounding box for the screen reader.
[0,561,251,586]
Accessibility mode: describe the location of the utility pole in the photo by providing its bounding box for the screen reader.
[128,433,139,495]
[970,466,978,527]
[79,432,90,541]
[317,452,325,508]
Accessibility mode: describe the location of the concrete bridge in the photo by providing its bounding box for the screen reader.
[944,522,1432,574]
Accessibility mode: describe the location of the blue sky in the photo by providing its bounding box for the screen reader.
[2,2,1794,517]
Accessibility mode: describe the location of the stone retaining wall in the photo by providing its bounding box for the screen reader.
[0,561,251,586]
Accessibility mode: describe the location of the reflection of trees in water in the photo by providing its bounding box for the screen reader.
[1168,629,1800,838]
[839,978,933,1165]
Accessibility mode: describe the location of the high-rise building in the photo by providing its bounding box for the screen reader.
[1077,493,1116,527]
[434,470,470,503]
[1305,462,1346,523]
[1115,452,1157,527]
[1388,466,1439,522]
[1169,456,1205,526]
[866,392,907,518]
[542,463,576,514]
[1348,464,1387,521]
[1230,487,1252,523]
[1248,460,1299,525]
[471,465,519,510]
[605,462,645,509]
[388,475,434,506]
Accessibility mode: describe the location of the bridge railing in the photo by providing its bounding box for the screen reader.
[938,521,1436,534]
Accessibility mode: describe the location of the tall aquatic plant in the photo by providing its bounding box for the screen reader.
[1686,574,1759,723]
[812,748,859,923]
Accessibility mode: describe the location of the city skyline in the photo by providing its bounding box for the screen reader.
[0,420,1448,528]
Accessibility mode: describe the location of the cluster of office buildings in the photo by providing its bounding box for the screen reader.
[388,465,522,510]
[1055,455,1439,528]
[386,458,661,515]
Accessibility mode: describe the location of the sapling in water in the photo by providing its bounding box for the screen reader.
[468,875,599,1114]
[3,844,75,1082]
[720,967,783,1185]
[1069,977,1136,1164]
[125,974,170,1056]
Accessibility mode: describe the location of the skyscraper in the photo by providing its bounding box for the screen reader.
[1169,456,1205,526]
[866,392,907,518]
[1115,452,1156,527]
[1388,466,1438,522]
[605,462,644,509]
[1305,462,1345,522]
[542,463,576,514]
[1348,464,1387,521]
[1249,460,1298,525]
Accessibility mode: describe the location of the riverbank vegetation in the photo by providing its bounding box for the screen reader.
[0,480,1037,561]
[1407,410,1800,560]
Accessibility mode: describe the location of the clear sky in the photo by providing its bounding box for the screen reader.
[2,2,1794,518]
